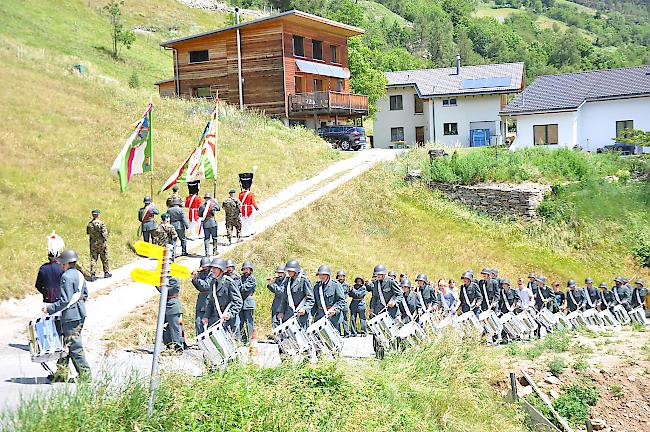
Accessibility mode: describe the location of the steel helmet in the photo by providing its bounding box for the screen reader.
[58,249,79,265]
[336,270,346,277]
[567,279,576,287]
[501,278,511,287]
[199,257,211,268]
[528,272,536,279]
[388,271,397,278]
[490,269,499,278]
[285,259,300,273]
[276,265,286,274]
[316,265,332,276]
[480,268,491,275]
[355,275,364,284]
[635,279,644,286]
[614,276,625,283]
[209,258,227,271]
[400,277,411,288]
[225,259,236,269]
[415,273,428,283]
[241,260,253,271]
[373,264,387,275]
[598,282,608,289]
[203,193,212,199]
[585,277,594,284]
[461,271,473,280]
[143,196,152,204]
[536,276,546,284]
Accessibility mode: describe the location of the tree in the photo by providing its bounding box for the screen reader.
[347,37,388,116]
[616,129,650,146]
[103,0,135,59]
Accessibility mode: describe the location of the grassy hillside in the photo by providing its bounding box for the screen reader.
[0,1,343,299]
[7,335,526,431]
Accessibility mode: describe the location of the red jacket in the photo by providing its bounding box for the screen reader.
[239,190,258,217]
[184,194,201,222]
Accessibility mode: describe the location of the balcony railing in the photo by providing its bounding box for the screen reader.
[289,91,368,116]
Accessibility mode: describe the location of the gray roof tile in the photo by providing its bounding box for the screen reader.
[502,65,650,114]
[385,62,524,97]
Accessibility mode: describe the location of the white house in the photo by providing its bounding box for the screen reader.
[501,65,650,152]
[373,59,524,149]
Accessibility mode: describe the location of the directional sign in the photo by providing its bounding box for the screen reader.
[156,261,191,279]
[131,268,162,286]
[130,241,191,285]
[133,241,164,259]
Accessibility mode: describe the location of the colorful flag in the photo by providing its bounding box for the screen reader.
[160,107,218,192]
[111,103,154,192]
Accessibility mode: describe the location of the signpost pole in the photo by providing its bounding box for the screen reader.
[147,243,173,417]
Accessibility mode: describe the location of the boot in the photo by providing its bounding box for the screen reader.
[104,272,112,278]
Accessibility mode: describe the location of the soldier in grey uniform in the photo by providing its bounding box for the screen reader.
[267,265,286,329]
[459,271,483,316]
[202,258,243,334]
[415,274,436,313]
[566,280,586,312]
[398,278,420,324]
[612,276,632,311]
[582,277,600,310]
[278,259,314,330]
[42,250,90,382]
[224,259,241,339]
[198,193,220,257]
[479,268,499,312]
[312,265,346,326]
[498,279,520,315]
[335,270,351,337]
[239,260,256,344]
[157,277,184,353]
[369,264,402,358]
[191,257,213,337]
[167,197,189,256]
[598,282,613,311]
[138,196,159,243]
[631,279,647,310]
[348,276,368,336]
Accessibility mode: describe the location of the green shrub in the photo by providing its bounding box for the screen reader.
[610,384,624,399]
[548,357,566,376]
[552,384,599,426]
[632,237,650,268]
[572,358,588,372]
[543,330,571,352]
[128,70,139,88]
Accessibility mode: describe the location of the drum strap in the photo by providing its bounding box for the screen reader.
[461,284,475,309]
[211,282,231,320]
[600,291,609,307]
[317,281,330,314]
[416,290,426,313]
[50,270,83,318]
[584,288,596,308]
[634,289,642,306]
[286,276,307,313]
[568,290,579,308]
[502,289,515,313]
[481,283,490,307]
[401,295,414,320]
[377,281,387,307]
[613,287,623,304]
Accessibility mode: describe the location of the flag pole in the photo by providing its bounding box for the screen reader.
[150,96,154,198]
[213,90,219,199]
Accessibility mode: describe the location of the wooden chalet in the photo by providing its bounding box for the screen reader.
[157,10,369,129]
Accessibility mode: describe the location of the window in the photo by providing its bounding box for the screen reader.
[616,120,634,137]
[330,45,338,63]
[414,95,423,114]
[312,40,323,60]
[194,87,211,98]
[442,98,457,107]
[294,76,303,94]
[389,95,403,111]
[337,79,344,93]
[391,127,405,142]
[189,50,209,63]
[533,124,559,145]
[314,78,324,92]
[292,35,304,57]
[443,123,458,135]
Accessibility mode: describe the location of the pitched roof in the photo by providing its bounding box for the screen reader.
[385,62,524,97]
[160,10,364,47]
[501,65,650,115]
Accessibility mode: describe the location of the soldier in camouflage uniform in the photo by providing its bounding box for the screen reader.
[222,188,242,245]
[86,209,111,282]
[153,213,179,250]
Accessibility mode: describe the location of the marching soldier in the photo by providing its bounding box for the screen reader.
[459,271,482,316]
[631,279,647,310]
[239,260,256,344]
[152,213,179,252]
[267,265,286,329]
[536,276,554,311]
[583,277,599,310]
[222,189,242,245]
[398,278,420,324]
[86,209,111,282]
[312,265,346,326]
[239,185,259,237]
[415,274,436,313]
[598,282,613,311]
[191,257,213,336]
[202,258,243,334]
[224,259,242,339]
[566,280,585,312]
[278,259,314,330]
[42,250,90,382]
[612,276,632,311]
[349,276,368,336]
[335,270,351,337]
[185,187,202,238]
[168,197,190,256]
[479,268,499,312]
[498,279,520,315]
[157,277,184,353]
[138,196,159,243]
[369,264,402,358]
[387,271,397,280]
[198,193,220,257]
[166,185,181,208]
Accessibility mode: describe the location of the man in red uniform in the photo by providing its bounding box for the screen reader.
[185,191,202,239]
[239,186,258,237]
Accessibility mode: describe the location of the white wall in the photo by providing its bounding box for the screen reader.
[509,111,578,150]
[433,94,502,147]
[374,86,429,149]
[578,96,650,151]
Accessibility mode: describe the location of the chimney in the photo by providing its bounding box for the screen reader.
[455,54,461,75]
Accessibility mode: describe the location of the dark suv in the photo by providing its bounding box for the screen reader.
[317,126,368,151]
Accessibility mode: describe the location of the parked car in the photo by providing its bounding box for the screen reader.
[596,143,642,155]
[317,126,368,151]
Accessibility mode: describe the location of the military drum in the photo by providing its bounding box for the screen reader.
[27,315,65,363]
[197,321,239,367]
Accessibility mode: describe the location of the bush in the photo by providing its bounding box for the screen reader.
[632,237,650,268]
[552,384,599,426]
[548,357,566,376]
[128,71,139,88]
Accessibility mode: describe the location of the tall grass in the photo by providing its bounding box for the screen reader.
[4,335,526,432]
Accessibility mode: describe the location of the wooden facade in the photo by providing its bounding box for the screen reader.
[157,10,368,127]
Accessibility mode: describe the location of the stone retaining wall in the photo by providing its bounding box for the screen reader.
[429,181,551,219]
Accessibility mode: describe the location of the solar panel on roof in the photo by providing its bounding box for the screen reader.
[460,76,511,90]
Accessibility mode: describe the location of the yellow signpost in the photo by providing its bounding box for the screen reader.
[129,241,190,284]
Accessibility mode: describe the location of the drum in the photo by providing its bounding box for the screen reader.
[612,305,631,325]
[272,316,312,359]
[598,309,620,327]
[306,316,344,355]
[418,312,436,334]
[535,307,557,331]
[500,312,521,339]
[197,321,238,367]
[628,307,648,325]
[566,311,587,329]
[517,309,538,337]
[478,310,502,335]
[368,312,401,349]
[397,321,427,349]
[457,311,482,336]
[553,312,571,330]
[27,315,66,363]
[582,308,605,328]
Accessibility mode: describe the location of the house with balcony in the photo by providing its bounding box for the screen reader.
[373,59,524,149]
[156,10,368,129]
